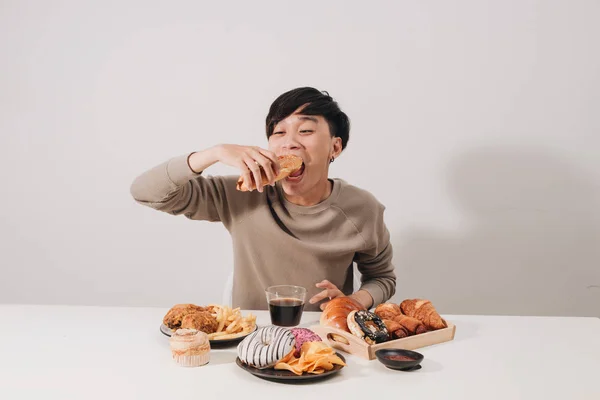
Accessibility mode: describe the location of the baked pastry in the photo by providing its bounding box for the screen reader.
[374,303,402,320]
[319,297,366,332]
[382,319,409,339]
[400,299,447,330]
[347,310,388,345]
[290,328,322,357]
[392,314,428,335]
[180,311,219,334]
[169,328,210,367]
[163,304,206,330]
[237,326,296,369]
[236,154,303,192]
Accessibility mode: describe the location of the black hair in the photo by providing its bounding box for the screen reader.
[265,87,350,150]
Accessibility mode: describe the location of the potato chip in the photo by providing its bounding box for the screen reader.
[274,341,345,375]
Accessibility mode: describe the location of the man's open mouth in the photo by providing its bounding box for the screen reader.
[287,163,305,179]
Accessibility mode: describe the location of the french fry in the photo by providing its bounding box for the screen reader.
[226,317,240,333]
[216,308,225,333]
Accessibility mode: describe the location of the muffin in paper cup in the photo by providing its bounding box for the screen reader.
[169,328,210,367]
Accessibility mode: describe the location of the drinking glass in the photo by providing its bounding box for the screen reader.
[265,285,307,327]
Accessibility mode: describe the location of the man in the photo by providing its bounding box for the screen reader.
[130,87,396,311]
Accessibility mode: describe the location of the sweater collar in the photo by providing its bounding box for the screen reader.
[274,178,343,214]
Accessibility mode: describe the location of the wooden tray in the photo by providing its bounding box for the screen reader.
[310,321,456,360]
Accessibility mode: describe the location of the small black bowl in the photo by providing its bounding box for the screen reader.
[374,349,424,371]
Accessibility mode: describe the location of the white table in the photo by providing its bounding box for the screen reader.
[0,305,598,399]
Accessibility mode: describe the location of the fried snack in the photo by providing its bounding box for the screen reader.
[180,311,219,334]
[374,303,402,320]
[206,304,257,340]
[393,314,428,335]
[383,319,409,339]
[400,299,447,330]
[274,341,346,376]
[236,154,303,192]
[163,304,207,330]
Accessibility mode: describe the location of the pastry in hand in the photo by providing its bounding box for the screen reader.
[383,319,409,339]
[163,304,206,330]
[236,154,303,192]
[392,314,429,335]
[400,299,447,330]
[180,311,219,334]
[374,303,402,320]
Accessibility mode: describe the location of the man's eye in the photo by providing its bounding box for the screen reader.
[272,131,284,135]
[300,130,314,134]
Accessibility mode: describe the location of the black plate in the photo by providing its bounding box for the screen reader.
[235,353,345,382]
[160,324,258,346]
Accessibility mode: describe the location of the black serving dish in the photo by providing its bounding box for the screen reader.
[374,349,424,371]
[235,352,346,383]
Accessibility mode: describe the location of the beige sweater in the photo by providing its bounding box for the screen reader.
[130,154,396,311]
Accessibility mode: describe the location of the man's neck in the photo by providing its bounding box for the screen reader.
[285,179,333,206]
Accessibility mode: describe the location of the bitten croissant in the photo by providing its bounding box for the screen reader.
[400,299,447,330]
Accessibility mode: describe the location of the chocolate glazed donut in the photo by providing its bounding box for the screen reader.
[347,310,389,344]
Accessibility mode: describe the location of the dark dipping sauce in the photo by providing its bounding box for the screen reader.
[269,298,304,326]
[384,355,415,361]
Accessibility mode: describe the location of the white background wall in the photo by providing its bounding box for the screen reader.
[1,0,598,317]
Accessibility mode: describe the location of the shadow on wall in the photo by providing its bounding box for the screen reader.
[392,146,600,317]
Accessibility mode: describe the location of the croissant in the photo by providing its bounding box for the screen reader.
[374,303,402,320]
[320,297,366,332]
[236,154,303,192]
[383,319,409,339]
[400,299,447,330]
[392,314,428,335]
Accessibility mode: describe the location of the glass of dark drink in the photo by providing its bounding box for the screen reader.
[265,285,307,327]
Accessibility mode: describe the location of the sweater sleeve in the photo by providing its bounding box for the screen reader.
[129,153,237,227]
[353,204,397,308]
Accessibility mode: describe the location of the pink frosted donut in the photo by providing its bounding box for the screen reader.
[290,328,322,357]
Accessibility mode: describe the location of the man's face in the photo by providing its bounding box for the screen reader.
[268,109,341,198]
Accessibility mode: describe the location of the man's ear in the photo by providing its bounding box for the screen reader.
[332,136,343,158]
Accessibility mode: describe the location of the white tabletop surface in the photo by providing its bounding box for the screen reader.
[0,304,598,400]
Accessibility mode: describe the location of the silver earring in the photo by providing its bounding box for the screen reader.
[330,156,335,163]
